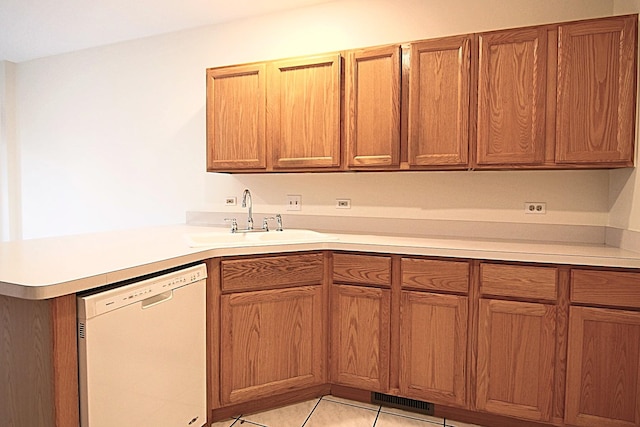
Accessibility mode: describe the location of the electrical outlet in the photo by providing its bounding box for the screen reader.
[286,195,302,211]
[224,197,237,206]
[525,202,546,214]
[336,199,351,209]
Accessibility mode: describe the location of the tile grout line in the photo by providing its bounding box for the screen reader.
[300,397,323,427]
[371,405,383,426]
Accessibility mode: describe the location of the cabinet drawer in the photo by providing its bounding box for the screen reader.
[571,269,640,309]
[401,258,469,293]
[333,253,391,287]
[221,253,324,292]
[480,263,557,301]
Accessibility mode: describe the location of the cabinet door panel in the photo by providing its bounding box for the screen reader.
[565,306,640,427]
[331,285,390,391]
[269,54,342,169]
[400,291,467,407]
[206,64,266,170]
[220,286,324,405]
[556,15,637,166]
[346,46,401,168]
[408,35,470,167]
[476,299,555,422]
[477,28,547,166]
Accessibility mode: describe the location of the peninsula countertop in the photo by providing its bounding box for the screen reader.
[3,224,640,300]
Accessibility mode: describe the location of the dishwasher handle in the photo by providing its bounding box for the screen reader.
[141,290,173,309]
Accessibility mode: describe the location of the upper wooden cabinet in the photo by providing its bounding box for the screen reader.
[476,27,548,166]
[408,35,471,168]
[206,64,267,171]
[345,45,401,169]
[555,15,637,166]
[475,14,637,169]
[206,14,637,173]
[268,54,342,170]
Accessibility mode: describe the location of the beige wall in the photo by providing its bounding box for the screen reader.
[12,0,633,239]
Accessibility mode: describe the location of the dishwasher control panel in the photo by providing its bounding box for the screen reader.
[78,264,207,319]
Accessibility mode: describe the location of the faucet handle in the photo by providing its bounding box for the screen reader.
[275,214,283,231]
[262,216,275,231]
[224,218,238,233]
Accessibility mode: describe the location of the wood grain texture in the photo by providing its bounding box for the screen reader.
[565,306,640,427]
[345,45,401,168]
[206,63,266,171]
[476,299,556,422]
[480,263,557,302]
[401,257,470,293]
[221,252,324,292]
[408,35,471,167]
[330,284,390,391]
[399,291,467,407]
[50,295,79,427]
[333,253,392,287]
[476,27,547,166]
[570,268,640,309]
[556,15,637,166]
[220,285,325,405]
[269,53,342,169]
[1,296,55,427]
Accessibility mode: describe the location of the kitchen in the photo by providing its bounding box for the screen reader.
[2,0,640,426]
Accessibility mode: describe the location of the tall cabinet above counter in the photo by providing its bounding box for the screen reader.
[206,14,638,173]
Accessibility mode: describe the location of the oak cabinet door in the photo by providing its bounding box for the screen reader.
[555,15,637,166]
[399,291,467,407]
[220,286,325,405]
[408,35,471,167]
[268,54,342,170]
[476,299,555,422]
[565,306,640,427]
[206,64,267,171]
[345,45,401,169]
[476,27,548,166]
[331,284,390,391]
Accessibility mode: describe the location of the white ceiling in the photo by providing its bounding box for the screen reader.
[0,0,337,62]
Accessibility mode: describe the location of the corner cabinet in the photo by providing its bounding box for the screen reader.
[214,253,327,407]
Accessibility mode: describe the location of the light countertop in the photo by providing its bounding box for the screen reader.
[2,224,640,300]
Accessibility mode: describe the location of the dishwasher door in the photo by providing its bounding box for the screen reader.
[77,264,207,427]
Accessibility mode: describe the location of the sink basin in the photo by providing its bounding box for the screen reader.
[185,229,337,248]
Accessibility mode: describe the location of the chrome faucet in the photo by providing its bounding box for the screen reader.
[241,189,254,230]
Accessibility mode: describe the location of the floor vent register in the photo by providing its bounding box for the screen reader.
[371,392,435,416]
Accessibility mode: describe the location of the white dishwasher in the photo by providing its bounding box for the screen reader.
[77,263,207,427]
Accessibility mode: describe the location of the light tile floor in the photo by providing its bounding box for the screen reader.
[211,395,486,427]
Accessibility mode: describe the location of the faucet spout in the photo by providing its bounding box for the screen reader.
[241,189,254,230]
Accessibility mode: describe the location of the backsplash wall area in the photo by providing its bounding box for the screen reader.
[5,0,640,241]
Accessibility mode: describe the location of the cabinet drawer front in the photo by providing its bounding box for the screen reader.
[402,258,469,293]
[333,253,391,287]
[221,253,323,291]
[480,263,557,301]
[571,269,640,309]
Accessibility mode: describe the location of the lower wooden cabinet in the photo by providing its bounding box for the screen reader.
[399,291,467,407]
[565,306,640,427]
[476,299,556,422]
[220,285,325,405]
[330,284,390,391]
